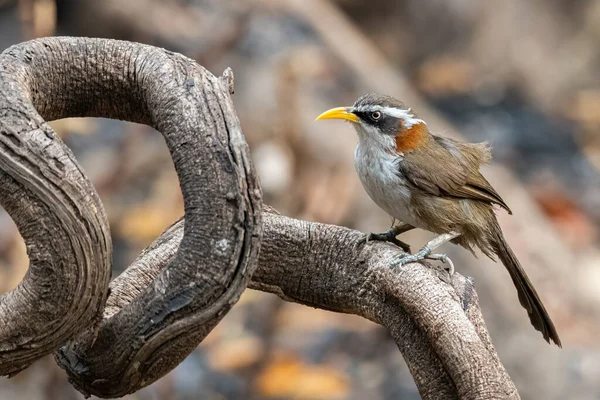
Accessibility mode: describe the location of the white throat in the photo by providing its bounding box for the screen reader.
[352,126,416,226]
[353,123,397,155]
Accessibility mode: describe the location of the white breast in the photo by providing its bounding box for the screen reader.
[354,143,420,227]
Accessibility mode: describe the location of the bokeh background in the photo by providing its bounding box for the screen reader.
[1,0,600,399]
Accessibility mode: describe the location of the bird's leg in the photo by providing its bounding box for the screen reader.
[360,223,415,252]
[390,231,461,274]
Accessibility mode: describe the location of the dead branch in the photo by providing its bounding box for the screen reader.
[0,37,261,393]
[0,37,518,399]
[116,212,519,400]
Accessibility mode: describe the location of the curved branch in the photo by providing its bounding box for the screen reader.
[106,210,519,400]
[0,39,112,376]
[237,212,518,399]
[0,37,262,395]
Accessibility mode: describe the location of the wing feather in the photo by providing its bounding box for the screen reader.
[399,135,512,214]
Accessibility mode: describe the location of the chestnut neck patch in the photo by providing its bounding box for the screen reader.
[395,122,428,153]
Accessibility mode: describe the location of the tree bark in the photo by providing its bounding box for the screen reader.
[112,211,518,400]
[0,37,262,395]
[0,37,518,399]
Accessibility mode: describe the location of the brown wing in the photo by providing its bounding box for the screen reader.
[399,135,512,214]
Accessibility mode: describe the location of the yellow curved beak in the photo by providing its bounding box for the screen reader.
[315,107,359,123]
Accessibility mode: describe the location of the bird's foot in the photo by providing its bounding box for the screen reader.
[390,246,455,275]
[426,253,455,276]
[357,224,414,253]
[365,231,411,253]
[390,246,431,266]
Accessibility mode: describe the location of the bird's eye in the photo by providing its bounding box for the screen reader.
[370,111,382,121]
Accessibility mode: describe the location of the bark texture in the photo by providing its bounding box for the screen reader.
[0,37,262,396]
[0,37,519,399]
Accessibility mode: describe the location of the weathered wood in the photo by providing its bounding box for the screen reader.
[110,210,519,400]
[0,37,262,396]
[0,37,518,399]
[0,37,113,377]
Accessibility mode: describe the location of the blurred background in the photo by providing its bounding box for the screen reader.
[1,0,600,399]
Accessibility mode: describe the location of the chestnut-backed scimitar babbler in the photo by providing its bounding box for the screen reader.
[316,93,560,346]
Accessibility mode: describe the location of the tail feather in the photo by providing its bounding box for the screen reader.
[491,229,561,346]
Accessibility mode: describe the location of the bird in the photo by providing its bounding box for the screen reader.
[316,93,561,346]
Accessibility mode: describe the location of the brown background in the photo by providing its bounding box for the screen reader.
[1,0,599,399]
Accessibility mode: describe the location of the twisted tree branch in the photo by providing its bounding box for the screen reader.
[0,37,112,377]
[0,37,519,399]
[0,37,262,395]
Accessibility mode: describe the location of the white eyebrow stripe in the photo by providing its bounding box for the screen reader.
[353,105,426,128]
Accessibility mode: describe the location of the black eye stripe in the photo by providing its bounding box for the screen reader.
[353,111,401,135]
[353,111,367,121]
[354,111,383,124]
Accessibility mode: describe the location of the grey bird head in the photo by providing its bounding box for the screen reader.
[316,93,426,151]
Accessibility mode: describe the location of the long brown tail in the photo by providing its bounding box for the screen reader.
[490,227,561,346]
